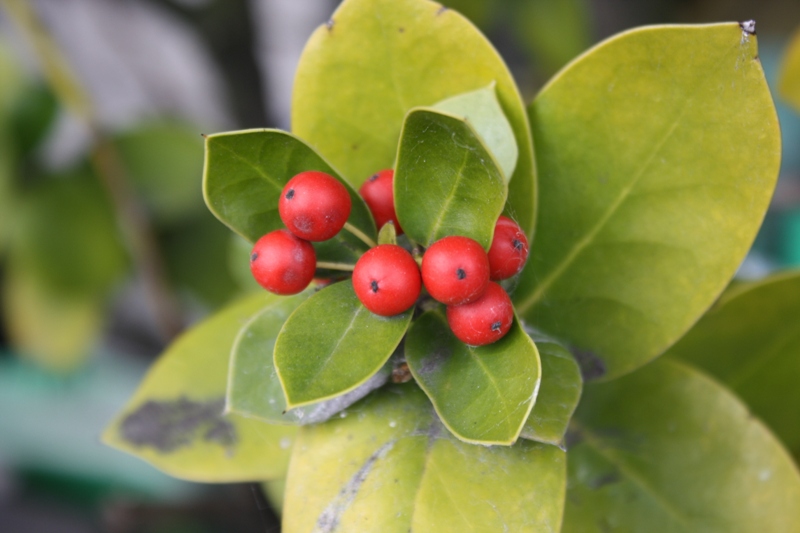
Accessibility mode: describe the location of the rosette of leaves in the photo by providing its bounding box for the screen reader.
[103,1,800,531]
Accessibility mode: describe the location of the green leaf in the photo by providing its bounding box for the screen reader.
[8,83,58,156]
[779,26,800,112]
[377,220,397,245]
[394,109,507,249]
[405,309,540,445]
[432,83,518,180]
[2,257,103,373]
[665,271,800,459]
[227,290,391,424]
[203,129,376,264]
[283,385,566,533]
[274,280,412,408]
[102,293,297,482]
[0,127,14,251]
[115,121,205,224]
[292,0,537,237]
[515,24,779,380]
[228,233,262,293]
[520,341,582,446]
[563,358,800,532]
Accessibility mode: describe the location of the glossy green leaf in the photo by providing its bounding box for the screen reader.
[274,280,412,408]
[292,0,537,236]
[2,257,103,373]
[283,385,566,533]
[433,83,518,180]
[405,309,540,445]
[563,358,800,532]
[520,341,582,446]
[779,26,800,111]
[103,293,297,482]
[115,121,205,224]
[203,129,376,264]
[394,109,507,249]
[666,271,800,458]
[227,291,391,425]
[515,24,779,380]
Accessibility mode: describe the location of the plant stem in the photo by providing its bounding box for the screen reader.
[316,261,356,272]
[343,221,377,248]
[2,0,184,340]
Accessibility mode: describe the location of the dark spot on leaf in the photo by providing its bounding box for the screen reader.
[250,252,258,262]
[398,27,405,33]
[572,347,606,381]
[420,345,451,375]
[352,143,359,150]
[456,268,466,280]
[588,472,621,490]
[120,397,236,454]
[285,189,295,200]
[739,20,756,35]
[370,280,379,293]
[512,239,523,251]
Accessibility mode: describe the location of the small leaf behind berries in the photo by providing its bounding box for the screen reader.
[377,220,397,246]
[102,293,297,482]
[228,291,391,425]
[394,109,507,250]
[433,83,518,181]
[283,385,566,533]
[203,129,376,263]
[274,280,412,408]
[404,309,540,445]
[563,359,800,532]
[519,341,582,446]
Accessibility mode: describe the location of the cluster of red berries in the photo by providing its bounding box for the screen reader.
[250,170,351,295]
[249,168,529,346]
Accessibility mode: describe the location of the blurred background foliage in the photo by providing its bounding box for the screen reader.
[0,0,799,531]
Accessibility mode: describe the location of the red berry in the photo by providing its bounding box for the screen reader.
[279,171,352,241]
[359,169,403,235]
[353,244,421,316]
[487,216,529,280]
[250,229,316,295]
[446,282,513,346]
[421,236,489,305]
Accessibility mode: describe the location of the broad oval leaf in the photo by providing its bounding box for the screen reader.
[515,23,780,380]
[274,280,412,408]
[394,109,507,249]
[405,309,540,445]
[203,129,376,264]
[520,341,582,446]
[433,83,518,180]
[102,293,297,482]
[779,26,800,112]
[227,292,391,425]
[292,0,537,236]
[563,358,800,532]
[666,271,800,459]
[283,385,566,533]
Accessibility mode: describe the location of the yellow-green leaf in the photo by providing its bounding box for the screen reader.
[515,23,779,380]
[779,26,800,112]
[283,385,566,533]
[292,0,537,236]
[102,293,297,482]
[563,359,800,532]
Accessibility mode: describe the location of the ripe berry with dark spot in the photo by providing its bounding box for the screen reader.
[250,229,316,295]
[421,236,489,305]
[446,282,513,346]
[352,244,421,316]
[358,169,403,235]
[487,216,529,280]
[279,171,352,241]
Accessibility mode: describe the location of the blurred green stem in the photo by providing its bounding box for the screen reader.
[1,0,185,340]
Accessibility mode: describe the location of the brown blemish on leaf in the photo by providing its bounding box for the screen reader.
[398,27,405,33]
[120,397,236,454]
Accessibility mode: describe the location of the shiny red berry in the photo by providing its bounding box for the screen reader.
[446,282,513,346]
[353,245,421,316]
[250,229,316,295]
[421,236,489,305]
[487,216,529,280]
[359,169,403,235]
[279,171,351,241]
